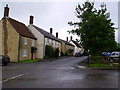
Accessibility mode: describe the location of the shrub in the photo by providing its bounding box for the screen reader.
[45,45,54,58]
[54,48,59,58]
[45,45,59,58]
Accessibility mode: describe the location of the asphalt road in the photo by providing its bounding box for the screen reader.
[2,56,119,88]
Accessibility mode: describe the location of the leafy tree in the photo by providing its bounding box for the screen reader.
[68,1,117,55]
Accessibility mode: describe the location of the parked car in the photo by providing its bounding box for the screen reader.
[75,53,81,57]
[0,55,10,66]
[102,52,111,59]
[102,52,111,56]
[108,52,120,61]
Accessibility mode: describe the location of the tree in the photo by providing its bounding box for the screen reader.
[68,1,117,55]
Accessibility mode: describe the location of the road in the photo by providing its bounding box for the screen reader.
[2,56,119,88]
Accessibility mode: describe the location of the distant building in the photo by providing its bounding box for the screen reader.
[69,36,84,55]
[28,16,61,58]
[118,1,120,43]
[0,5,37,62]
[59,37,75,56]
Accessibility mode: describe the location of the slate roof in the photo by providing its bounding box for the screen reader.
[59,39,74,47]
[71,40,82,48]
[32,25,61,43]
[2,17,37,40]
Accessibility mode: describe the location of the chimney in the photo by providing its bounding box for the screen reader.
[66,37,68,41]
[50,28,53,34]
[4,4,9,18]
[29,16,34,24]
[56,32,58,38]
[70,36,72,41]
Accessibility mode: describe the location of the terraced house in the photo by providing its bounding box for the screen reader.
[69,36,84,55]
[60,37,74,56]
[28,16,61,59]
[0,5,37,62]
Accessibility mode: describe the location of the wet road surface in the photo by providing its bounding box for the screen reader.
[2,56,119,88]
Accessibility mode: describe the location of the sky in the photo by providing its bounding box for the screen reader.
[0,0,119,42]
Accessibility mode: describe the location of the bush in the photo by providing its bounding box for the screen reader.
[45,45,54,58]
[54,48,59,58]
[44,45,59,58]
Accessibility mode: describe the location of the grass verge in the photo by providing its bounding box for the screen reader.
[19,59,42,63]
[88,56,120,68]
[89,63,120,68]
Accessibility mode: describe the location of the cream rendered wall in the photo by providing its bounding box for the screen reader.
[28,25,44,58]
[118,1,120,43]
[44,37,61,56]
[69,41,81,55]
[7,19,19,62]
[45,37,49,46]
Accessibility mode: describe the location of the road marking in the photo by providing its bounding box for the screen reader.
[0,72,29,83]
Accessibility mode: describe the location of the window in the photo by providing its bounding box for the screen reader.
[55,41,57,45]
[51,40,53,45]
[23,49,27,57]
[31,40,35,46]
[24,38,28,45]
[47,38,49,44]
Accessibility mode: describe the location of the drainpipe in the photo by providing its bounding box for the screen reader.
[18,36,20,62]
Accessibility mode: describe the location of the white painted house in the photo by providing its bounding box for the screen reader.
[69,36,84,55]
[28,16,61,59]
[118,1,120,43]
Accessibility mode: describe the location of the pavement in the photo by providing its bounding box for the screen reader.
[2,56,119,89]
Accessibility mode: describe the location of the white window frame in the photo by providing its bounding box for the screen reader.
[47,38,49,44]
[55,41,57,45]
[51,40,53,45]
[32,40,35,46]
[23,49,28,57]
[24,38,28,45]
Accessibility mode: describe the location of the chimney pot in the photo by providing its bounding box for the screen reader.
[4,4,9,18]
[50,28,53,34]
[66,37,68,41]
[29,16,34,24]
[56,32,58,38]
[70,36,72,41]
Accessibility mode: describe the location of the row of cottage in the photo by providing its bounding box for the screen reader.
[0,5,84,62]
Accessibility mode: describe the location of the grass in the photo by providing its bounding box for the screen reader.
[19,59,42,63]
[88,56,120,68]
[89,63,120,68]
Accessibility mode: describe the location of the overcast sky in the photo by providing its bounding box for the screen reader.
[0,0,119,42]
